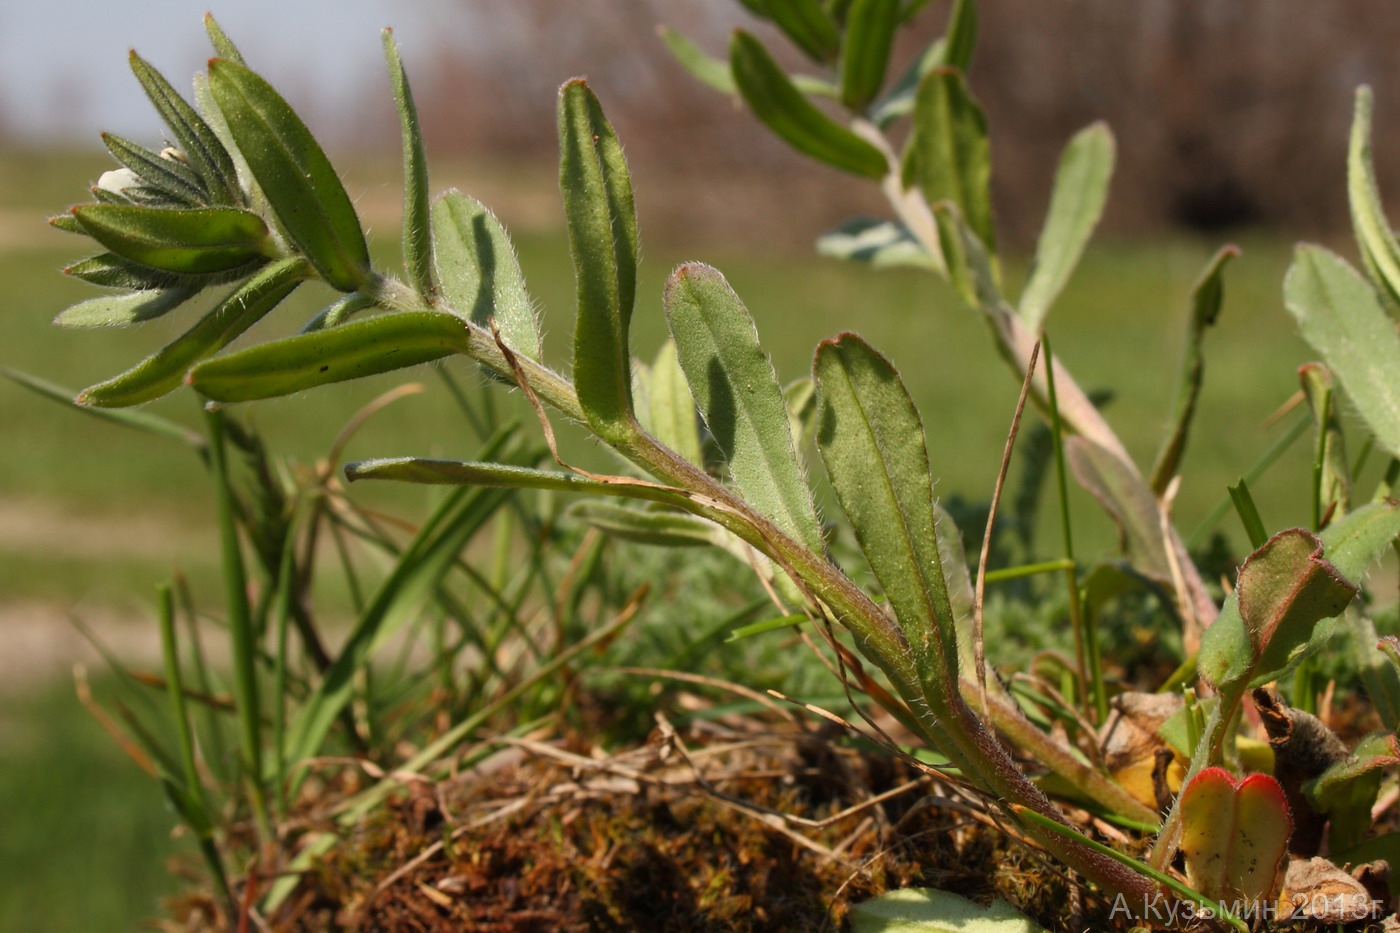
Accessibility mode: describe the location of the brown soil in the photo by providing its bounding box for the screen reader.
[164,714,1106,933]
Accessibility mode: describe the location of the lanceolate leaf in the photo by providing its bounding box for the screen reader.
[1285,245,1400,458]
[660,27,737,96]
[648,338,703,467]
[101,133,208,207]
[430,190,539,358]
[345,458,699,513]
[76,257,308,407]
[208,58,371,292]
[1149,244,1236,495]
[1018,123,1115,331]
[904,67,995,252]
[71,204,271,275]
[54,286,197,328]
[382,28,434,299]
[1348,86,1400,314]
[664,263,824,554]
[1066,436,1172,583]
[189,310,468,403]
[813,333,958,690]
[203,13,246,65]
[65,252,186,292]
[569,501,717,547]
[840,0,900,110]
[559,79,641,445]
[940,0,978,72]
[731,30,889,180]
[128,50,240,206]
[762,0,841,63]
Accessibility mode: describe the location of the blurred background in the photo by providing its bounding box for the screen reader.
[3,1,1399,928]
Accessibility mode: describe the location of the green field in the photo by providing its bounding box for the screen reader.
[0,147,1331,929]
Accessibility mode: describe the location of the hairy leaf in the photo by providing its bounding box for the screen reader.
[76,257,308,407]
[383,28,434,299]
[430,190,539,358]
[208,58,371,291]
[665,263,823,554]
[814,333,957,690]
[189,310,468,403]
[71,204,271,275]
[1285,245,1400,458]
[840,0,900,110]
[559,79,641,445]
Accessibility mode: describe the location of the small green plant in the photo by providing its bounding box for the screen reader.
[22,3,1400,929]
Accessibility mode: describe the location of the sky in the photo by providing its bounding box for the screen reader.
[0,0,470,143]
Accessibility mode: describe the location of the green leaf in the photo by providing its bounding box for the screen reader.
[762,0,841,63]
[1348,86,1400,314]
[850,888,1049,933]
[128,51,241,206]
[189,310,467,403]
[665,263,824,555]
[76,257,308,407]
[660,27,737,95]
[382,28,433,299]
[940,0,978,72]
[54,286,197,328]
[1284,245,1400,458]
[345,458,700,514]
[1017,123,1114,331]
[648,338,703,467]
[71,204,271,275]
[285,430,528,765]
[1065,436,1172,583]
[430,190,539,358]
[1306,731,1400,853]
[101,133,208,206]
[1355,616,1400,731]
[731,30,889,180]
[1228,478,1268,550]
[1199,522,1369,690]
[64,252,185,291]
[816,216,935,269]
[208,58,371,291]
[203,13,246,65]
[1149,244,1236,495]
[2,368,206,450]
[840,0,900,110]
[568,501,716,547]
[1300,362,1352,524]
[559,79,641,446]
[904,67,995,253]
[813,333,958,691]
[869,38,943,126]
